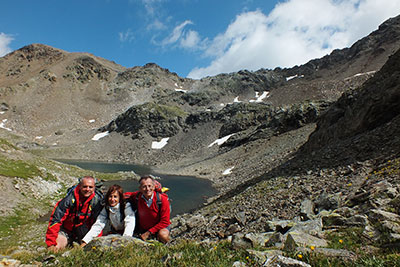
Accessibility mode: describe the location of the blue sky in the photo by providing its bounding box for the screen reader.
[1,0,400,79]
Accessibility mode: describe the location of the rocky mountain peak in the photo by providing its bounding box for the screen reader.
[143,62,172,72]
[65,55,113,83]
[6,43,65,63]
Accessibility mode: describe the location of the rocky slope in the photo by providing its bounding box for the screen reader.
[0,14,400,264]
[171,46,400,240]
[165,48,400,264]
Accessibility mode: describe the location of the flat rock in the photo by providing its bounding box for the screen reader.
[284,231,328,251]
[263,255,311,267]
[84,235,151,251]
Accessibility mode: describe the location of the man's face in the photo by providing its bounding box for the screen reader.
[139,178,155,199]
[79,178,95,199]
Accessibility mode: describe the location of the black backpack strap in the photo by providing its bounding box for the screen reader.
[71,196,91,242]
[89,192,103,218]
[156,192,162,211]
[129,192,140,211]
[120,203,125,221]
[105,205,110,218]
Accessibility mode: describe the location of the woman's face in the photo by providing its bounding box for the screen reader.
[108,191,120,207]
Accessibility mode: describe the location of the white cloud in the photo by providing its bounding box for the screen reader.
[188,0,400,79]
[0,33,13,57]
[119,29,135,42]
[141,0,164,16]
[140,0,204,50]
[180,30,201,49]
[147,19,167,31]
[151,20,206,51]
[160,20,193,46]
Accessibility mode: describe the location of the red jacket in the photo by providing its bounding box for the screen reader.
[45,185,103,247]
[131,191,171,234]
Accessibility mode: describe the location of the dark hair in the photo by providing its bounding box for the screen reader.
[105,184,125,211]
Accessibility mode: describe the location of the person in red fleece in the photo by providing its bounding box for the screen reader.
[45,176,103,252]
[132,176,171,243]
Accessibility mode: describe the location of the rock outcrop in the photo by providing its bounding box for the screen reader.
[103,102,187,138]
[305,48,400,151]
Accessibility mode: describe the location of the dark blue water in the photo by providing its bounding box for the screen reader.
[56,159,217,217]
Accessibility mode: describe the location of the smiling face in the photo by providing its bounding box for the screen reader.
[139,177,155,200]
[108,191,120,207]
[79,177,95,199]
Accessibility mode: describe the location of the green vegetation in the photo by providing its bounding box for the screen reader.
[0,138,17,150]
[326,227,365,250]
[146,102,187,119]
[9,235,400,267]
[0,158,42,179]
[15,240,251,266]
[0,137,137,254]
[285,227,400,266]
[0,203,48,253]
[0,207,32,240]
[288,250,400,267]
[368,158,400,179]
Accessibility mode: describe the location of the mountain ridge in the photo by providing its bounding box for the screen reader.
[1,15,399,192]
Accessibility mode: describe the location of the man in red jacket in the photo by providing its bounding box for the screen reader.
[45,176,103,252]
[133,176,171,243]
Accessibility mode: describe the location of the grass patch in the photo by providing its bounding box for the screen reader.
[369,157,400,179]
[286,250,350,266]
[0,138,18,150]
[0,206,40,253]
[16,238,400,266]
[21,240,251,266]
[0,158,42,179]
[0,207,31,238]
[326,227,365,251]
[0,157,62,181]
[287,250,400,267]
[141,102,187,120]
[290,227,400,266]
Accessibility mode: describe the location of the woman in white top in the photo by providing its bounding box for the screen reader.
[81,184,136,247]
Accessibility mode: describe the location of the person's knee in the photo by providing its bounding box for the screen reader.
[55,234,68,250]
[157,228,170,243]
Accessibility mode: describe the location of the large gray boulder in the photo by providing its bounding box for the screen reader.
[284,231,328,251]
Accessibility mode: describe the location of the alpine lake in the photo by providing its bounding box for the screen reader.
[57,159,217,217]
